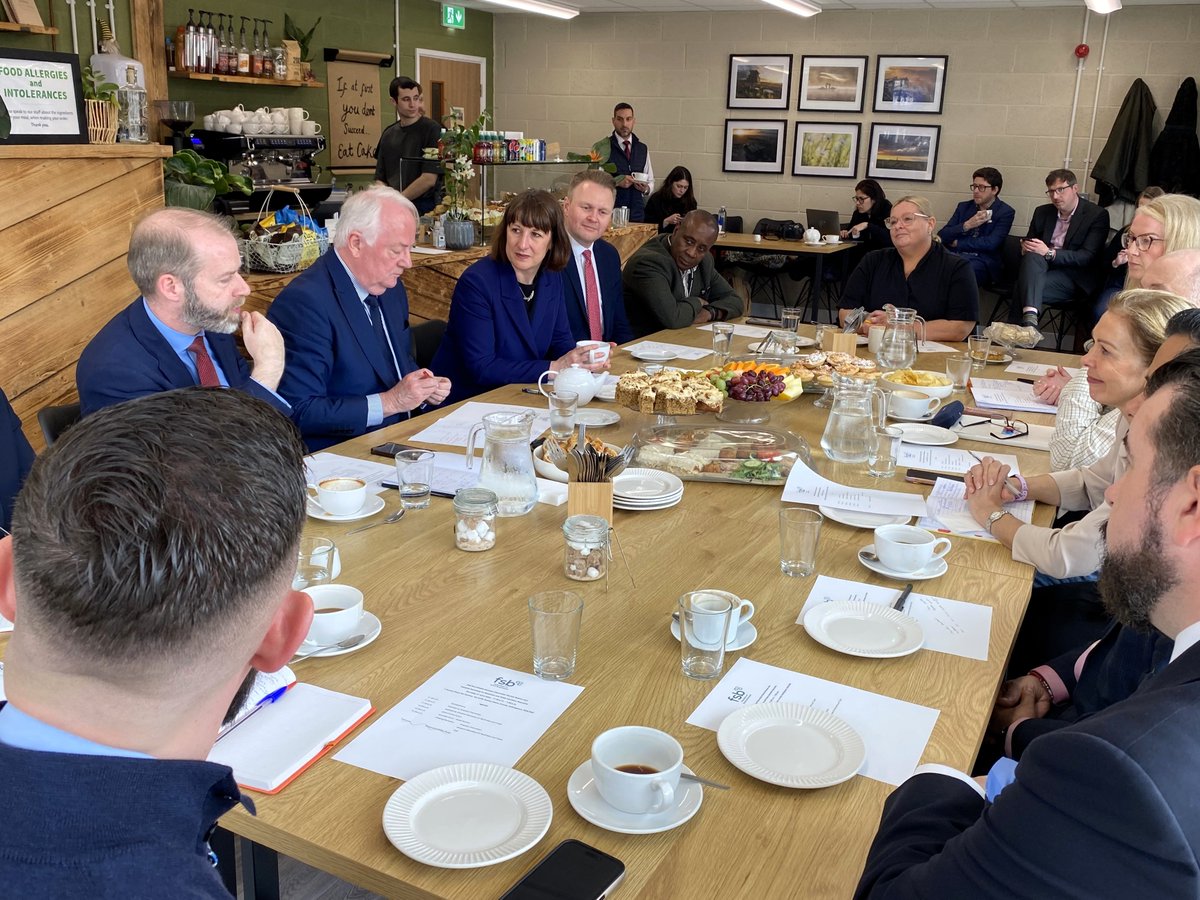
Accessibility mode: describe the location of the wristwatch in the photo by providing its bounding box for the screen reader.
[985,510,1012,534]
[1044,249,1056,261]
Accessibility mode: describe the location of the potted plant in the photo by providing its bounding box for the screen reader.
[431,111,489,249]
[565,138,618,174]
[162,149,252,211]
[283,14,321,82]
[81,66,118,144]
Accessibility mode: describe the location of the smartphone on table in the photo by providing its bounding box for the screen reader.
[370,441,419,459]
[499,839,625,900]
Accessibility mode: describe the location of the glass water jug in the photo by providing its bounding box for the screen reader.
[466,411,538,517]
[820,374,888,463]
[876,306,926,372]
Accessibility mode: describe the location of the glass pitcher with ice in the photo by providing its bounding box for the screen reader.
[466,411,538,517]
[876,306,926,372]
[820,373,889,463]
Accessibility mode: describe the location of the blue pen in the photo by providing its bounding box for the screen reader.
[215,684,290,742]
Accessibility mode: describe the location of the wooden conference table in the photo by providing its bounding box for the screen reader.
[713,232,858,319]
[217,326,1070,899]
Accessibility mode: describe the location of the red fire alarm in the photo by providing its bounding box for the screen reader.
[1075,43,1090,58]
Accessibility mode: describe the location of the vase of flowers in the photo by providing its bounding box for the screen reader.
[427,111,490,249]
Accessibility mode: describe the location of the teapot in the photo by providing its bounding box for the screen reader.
[538,365,605,406]
[804,226,821,244]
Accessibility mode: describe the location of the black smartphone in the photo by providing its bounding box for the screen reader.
[370,442,418,459]
[905,468,965,486]
[499,840,625,900]
[745,317,782,328]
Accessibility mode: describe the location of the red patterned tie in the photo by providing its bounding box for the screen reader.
[623,140,631,160]
[187,335,221,387]
[582,249,603,341]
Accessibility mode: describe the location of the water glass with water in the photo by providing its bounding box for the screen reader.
[968,334,992,371]
[712,323,734,366]
[548,390,579,440]
[293,536,336,590]
[946,351,972,390]
[781,306,803,332]
[868,425,903,478]
[395,449,434,509]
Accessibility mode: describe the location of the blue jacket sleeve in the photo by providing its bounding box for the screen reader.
[950,202,1015,255]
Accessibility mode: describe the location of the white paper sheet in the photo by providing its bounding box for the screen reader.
[951,419,1054,452]
[335,656,584,781]
[898,444,1022,477]
[409,402,552,449]
[624,341,712,361]
[411,246,452,255]
[969,378,1058,415]
[917,341,959,353]
[305,453,394,494]
[918,477,1034,542]
[781,457,928,516]
[695,323,776,339]
[1004,361,1083,378]
[800,575,992,661]
[686,657,939,786]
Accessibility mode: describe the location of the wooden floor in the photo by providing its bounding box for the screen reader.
[234,848,386,900]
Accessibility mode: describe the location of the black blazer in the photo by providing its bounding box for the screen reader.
[1024,198,1111,292]
[562,239,633,345]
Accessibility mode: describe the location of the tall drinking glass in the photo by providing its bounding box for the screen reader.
[678,591,733,679]
[548,390,579,440]
[780,306,803,332]
[395,449,434,509]
[779,507,824,577]
[529,591,584,680]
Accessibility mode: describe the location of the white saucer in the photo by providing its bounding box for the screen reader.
[803,599,924,658]
[717,702,866,789]
[614,496,683,512]
[895,424,958,446]
[887,410,937,424]
[671,617,758,652]
[306,494,386,522]
[567,760,703,835]
[576,408,621,427]
[297,611,382,658]
[613,468,685,501]
[818,506,911,529]
[803,240,822,246]
[858,544,949,581]
[595,384,617,402]
[631,348,678,362]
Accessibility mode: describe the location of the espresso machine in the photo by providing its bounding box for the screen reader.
[191,130,332,215]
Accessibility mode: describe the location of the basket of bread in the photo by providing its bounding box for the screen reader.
[239,189,329,274]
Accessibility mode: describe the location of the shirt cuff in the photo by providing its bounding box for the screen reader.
[909,763,986,800]
[250,380,291,409]
[985,757,1019,802]
[366,393,384,427]
[1030,664,1068,705]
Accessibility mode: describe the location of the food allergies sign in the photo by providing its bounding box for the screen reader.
[0,49,87,144]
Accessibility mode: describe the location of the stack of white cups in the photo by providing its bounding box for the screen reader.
[288,107,321,137]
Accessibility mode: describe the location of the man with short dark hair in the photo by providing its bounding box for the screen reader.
[1012,168,1110,329]
[607,103,653,223]
[374,76,443,214]
[0,389,313,896]
[623,210,744,337]
[561,169,634,344]
[938,166,1015,286]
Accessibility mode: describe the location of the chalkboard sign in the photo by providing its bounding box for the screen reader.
[326,60,383,172]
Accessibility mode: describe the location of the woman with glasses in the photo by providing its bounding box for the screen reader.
[644,166,697,234]
[840,179,892,251]
[838,196,979,342]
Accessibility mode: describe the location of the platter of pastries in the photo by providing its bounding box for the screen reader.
[787,351,880,389]
[616,370,724,415]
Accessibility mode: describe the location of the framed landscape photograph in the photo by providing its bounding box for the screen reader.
[798,56,868,113]
[792,122,860,179]
[873,55,948,115]
[727,55,793,110]
[867,123,941,182]
[723,119,786,173]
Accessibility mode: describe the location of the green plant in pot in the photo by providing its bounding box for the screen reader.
[163,149,252,211]
[432,111,490,249]
[284,14,321,80]
[81,66,119,143]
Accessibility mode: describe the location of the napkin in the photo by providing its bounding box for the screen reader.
[537,478,568,506]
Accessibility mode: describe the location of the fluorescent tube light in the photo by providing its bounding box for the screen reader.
[762,0,821,16]
[481,0,580,19]
[1084,0,1121,13]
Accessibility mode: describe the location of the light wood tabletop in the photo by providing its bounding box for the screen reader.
[215,326,1075,899]
[715,232,859,257]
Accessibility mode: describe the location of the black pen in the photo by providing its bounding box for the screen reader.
[1017,378,1036,385]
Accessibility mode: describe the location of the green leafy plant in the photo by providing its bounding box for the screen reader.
[433,110,491,220]
[564,137,617,174]
[81,66,119,105]
[162,149,252,210]
[283,14,322,63]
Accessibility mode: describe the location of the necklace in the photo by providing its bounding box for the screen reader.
[519,282,536,304]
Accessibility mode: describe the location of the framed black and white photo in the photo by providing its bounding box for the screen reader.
[867,123,941,182]
[726,55,792,110]
[723,119,786,173]
[792,122,860,179]
[0,48,87,144]
[872,55,948,115]
[798,55,868,113]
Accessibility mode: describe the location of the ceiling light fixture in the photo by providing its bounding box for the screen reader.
[762,0,821,17]
[481,0,580,19]
[1084,0,1121,13]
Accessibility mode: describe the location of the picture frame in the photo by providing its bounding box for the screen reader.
[797,55,868,113]
[792,121,860,179]
[0,48,88,144]
[726,55,792,110]
[723,119,786,174]
[872,55,948,115]
[867,123,941,183]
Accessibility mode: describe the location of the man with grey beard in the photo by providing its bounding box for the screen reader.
[76,208,290,417]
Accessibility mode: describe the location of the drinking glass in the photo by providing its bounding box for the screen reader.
[529,590,584,680]
[946,351,972,390]
[780,306,803,332]
[395,449,435,509]
[678,591,733,680]
[779,507,823,577]
[968,335,992,372]
[548,390,579,440]
[712,323,734,367]
[293,536,336,590]
[868,425,903,478]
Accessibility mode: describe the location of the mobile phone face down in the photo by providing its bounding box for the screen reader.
[499,840,626,900]
[370,442,417,459]
[905,468,964,484]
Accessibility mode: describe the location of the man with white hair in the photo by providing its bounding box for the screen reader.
[269,185,451,450]
[1142,248,1200,303]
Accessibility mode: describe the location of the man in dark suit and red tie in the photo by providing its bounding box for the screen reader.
[560,170,634,346]
[607,103,653,223]
[76,208,291,418]
[268,186,451,451]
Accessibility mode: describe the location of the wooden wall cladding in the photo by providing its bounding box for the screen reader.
[0,145,171,452]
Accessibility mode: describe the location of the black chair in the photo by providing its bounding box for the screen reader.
[410,319,447,370]
[37,402,81,447]
[985,235,1082,351]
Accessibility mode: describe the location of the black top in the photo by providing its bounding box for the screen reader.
[840,242,979,324]
[848,198,893,251]
[644,192,694,233]
[373,116,444,212]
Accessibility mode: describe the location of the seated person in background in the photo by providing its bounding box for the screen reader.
[0,389,311,896]
[268,186,450,451]
[1,388,34,534]
[76,208,290,418]
[937,166,1015,286]
[561,170,634,345]
[622,210,744,338]
[855,351,1200,898]
[838,196,978,342]
[1093,186,1165,317]
[841,179,892,251]
[431,190,606,405]
[644,166,697,233]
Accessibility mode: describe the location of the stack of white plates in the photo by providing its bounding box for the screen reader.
[612,468,684,511]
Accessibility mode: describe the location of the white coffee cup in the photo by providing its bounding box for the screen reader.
[823,234,840,244]
[874,524,952,574]
[243,123,263,135]
[868,324,886,355]
[689,590,754,645]
[576,339,611,365]
[303,583,364,646]
[888,389,942,419]
[591,726,683,814]
[301,121,322,136]
[307,476,367,516]
[202,114,216,130]
[631,172,648,182]
[225,123,242,135]
[273,123,290,134]
[271,110,288,125]
[287,107,309,121]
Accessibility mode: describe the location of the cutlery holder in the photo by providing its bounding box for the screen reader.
[567,481,613,524]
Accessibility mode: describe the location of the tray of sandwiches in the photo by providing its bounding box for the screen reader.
[615,369,724,416]
[629,424,812,485]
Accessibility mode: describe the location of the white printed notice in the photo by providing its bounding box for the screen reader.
[686,658,938,785]
[695,322,776,339]
[1004,361,1083,378]
[781,457,928,517]
[918,477,1034,541]
[800,575,992,660]
[897,444,1022,477]
[624,340,713,361]
[382,451,481,496]
[917,341,959,353]
[970,378,1058,415]
[335,656,583,781]
[409,402,552,449]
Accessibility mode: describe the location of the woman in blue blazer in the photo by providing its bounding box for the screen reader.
[433,190,608,404]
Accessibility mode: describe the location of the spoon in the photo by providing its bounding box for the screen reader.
[345,507,405,535]
[680,772,730,790]
[290,632,367,663]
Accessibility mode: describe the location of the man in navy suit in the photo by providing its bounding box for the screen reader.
[607,103,652,222]
[1,388,34,534]
[854,350,1200,899]
[937,166,1015,286]
[268,186,451,451]
[76,208,290,418]
[561,170,634,346]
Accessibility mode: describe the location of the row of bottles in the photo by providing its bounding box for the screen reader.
[461,133,547,165]
[169,9,288,80]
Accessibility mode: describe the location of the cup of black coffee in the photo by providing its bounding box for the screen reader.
[590,726,683,814]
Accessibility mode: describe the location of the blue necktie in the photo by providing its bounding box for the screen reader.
[365,295,399,384]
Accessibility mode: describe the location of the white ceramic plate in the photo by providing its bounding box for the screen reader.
[975,352,1014,365]
[858,544,949,581]
[631,348,678,362]
[818,506,911,529]
[595,383,617,402]
[532,446,567,484]
[748,336,816,353]
[671,617,758,652]
[567,760,703,835]
[293,611,382,659]
[613,496,683,512]
[382,763,552,869]
[803,600,924,658]
[717,702,866,789]
[895,424,958,446]
[305,494,386,522]
[576,408,621,428]
[887,410,936,424]
[612,468,685,501]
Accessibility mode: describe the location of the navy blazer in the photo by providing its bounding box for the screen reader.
[938,197,1016,280]
[1,388,34,533]
[76,299,289,418]
[562,239,634,345]
[854,640,1200,899]
[431,257,575,406]
[268,249,419,451]
[1024,198,1111,293]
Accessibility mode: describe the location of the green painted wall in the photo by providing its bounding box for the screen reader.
[0,1,133,57]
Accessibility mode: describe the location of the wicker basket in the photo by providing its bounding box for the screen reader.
[86,99,117,144]
[238,186,329,274]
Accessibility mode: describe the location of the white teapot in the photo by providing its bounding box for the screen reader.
[804,226,821,244]
[538,365,605,405]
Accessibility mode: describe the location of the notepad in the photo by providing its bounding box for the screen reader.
[207,683,374,794]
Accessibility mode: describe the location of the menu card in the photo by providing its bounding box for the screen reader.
[918,477,1035,541]
[897,444,1022,477]
[409,402,553,449]
[970,378,1058,415]
[781,457,928,516]
[334,656,583,781]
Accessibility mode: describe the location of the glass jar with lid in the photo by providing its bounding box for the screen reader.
[562,515,609,581]
[453,488,498,552]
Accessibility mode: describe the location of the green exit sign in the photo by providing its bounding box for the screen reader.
[442,4,466,28]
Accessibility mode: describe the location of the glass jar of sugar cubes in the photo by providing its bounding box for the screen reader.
[453,488,498,552]
[562,514,609,581]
